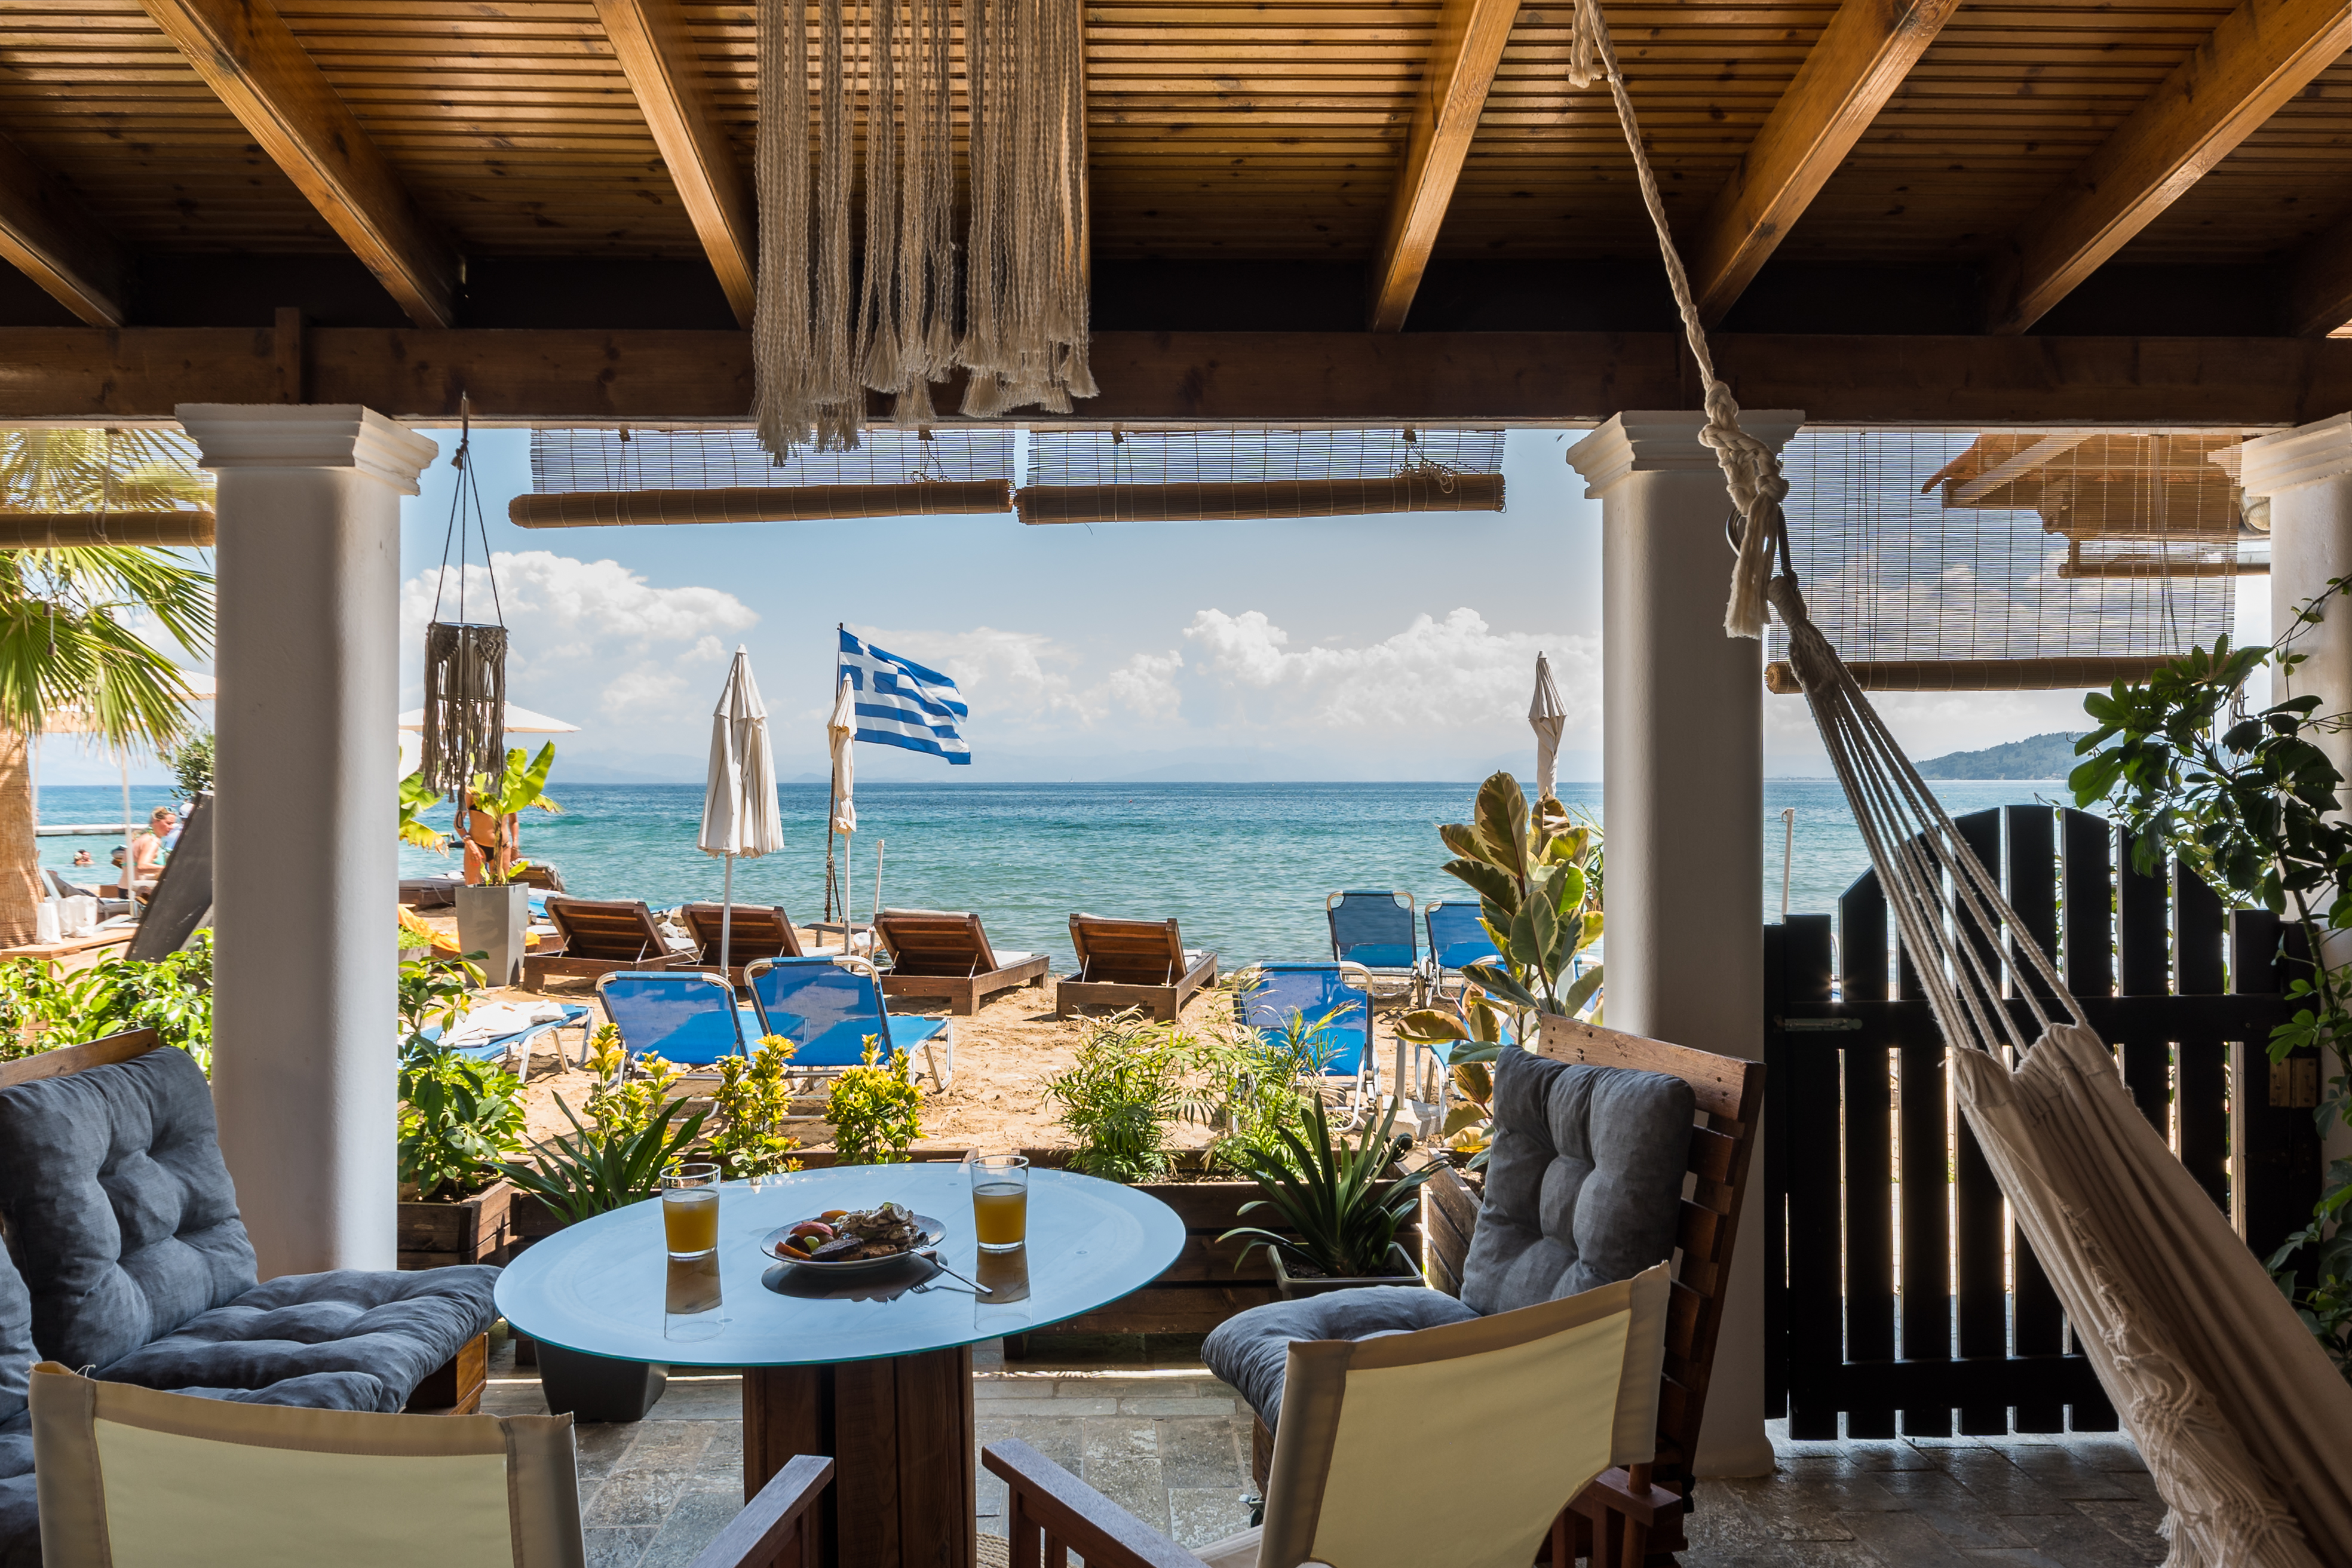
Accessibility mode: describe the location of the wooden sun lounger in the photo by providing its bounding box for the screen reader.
[873,909,1050,1015]
[522,897,698,991]
[676,902,836,987]
[1057,913,1218,1023]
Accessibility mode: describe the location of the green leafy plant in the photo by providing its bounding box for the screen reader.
[398,1044,525,1201]
[709,1034,805,1179]
[2070,572,2352,1374]
[398,952,480,1050]
[1399,773,1603,1074]
[462,744,561,885]
[398,772,449,855]
[1044,1010,1215,1182]
[825,1038,923,1165]
[0,933,216,1070]
[505,1095,709,1226]
[1219,1097,1436,1279]
[1192,974,1339,1173]
[167,730,213,798]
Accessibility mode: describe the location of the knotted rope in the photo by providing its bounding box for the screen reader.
[1565,0,1790,640]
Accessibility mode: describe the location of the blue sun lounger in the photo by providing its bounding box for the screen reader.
[1420,899,1502,1001]
[594,969,761,1069]
[1326,890,1419,1002]
[1240,961,1377,1125]
[746,955,955,1091]
[422,1001,592,1072]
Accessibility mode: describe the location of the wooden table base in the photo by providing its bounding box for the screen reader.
[743,1346,977,1568]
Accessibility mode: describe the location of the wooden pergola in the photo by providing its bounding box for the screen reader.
[4,0,2348,423]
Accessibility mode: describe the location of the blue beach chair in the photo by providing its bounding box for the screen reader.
[593,969,761,1069]
[1420,899,1502,1001]
[1240,961,1377,1125]
[1325,890,1418,1002]
[746,955,955,1091]
[422,1001,592,1073]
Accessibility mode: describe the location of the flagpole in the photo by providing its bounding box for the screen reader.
[823,624,841,925]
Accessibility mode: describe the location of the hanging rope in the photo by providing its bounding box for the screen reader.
[419,401,510,800]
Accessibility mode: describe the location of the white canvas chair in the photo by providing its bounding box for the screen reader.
[984,1263,1672,1568]
[26,1363,830,1568]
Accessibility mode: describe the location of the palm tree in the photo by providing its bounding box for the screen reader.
[0,430,215,944]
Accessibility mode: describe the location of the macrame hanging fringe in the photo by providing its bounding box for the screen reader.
[1566,0,2352,1560]
[753,0,1092,457]
[419,622,509,799]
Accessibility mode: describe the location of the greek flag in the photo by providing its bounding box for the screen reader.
[838,630,971,764]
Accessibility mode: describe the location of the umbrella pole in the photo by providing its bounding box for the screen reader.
[822,775,838,924]
[119,750,136,919]
[720,853,734,976]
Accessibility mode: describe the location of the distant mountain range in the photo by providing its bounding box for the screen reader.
[1915,732,2088,780]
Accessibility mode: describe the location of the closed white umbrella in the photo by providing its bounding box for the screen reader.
[1529,651,1566,801]
[700,647,783,974]
[825,673,857,926]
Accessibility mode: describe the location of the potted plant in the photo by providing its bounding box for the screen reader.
[453,744,560,987]
[392,956,525,1268]
[503,1035,708,1421]
[1221,1097,1437,1298]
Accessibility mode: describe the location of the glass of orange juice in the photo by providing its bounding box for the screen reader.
[660,1162,721,1257]
[970,1154,1029,1252]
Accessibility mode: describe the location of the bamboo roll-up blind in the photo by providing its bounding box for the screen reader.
[1014,472,1502,524]
[0,512,214,547]
[509,483,1013,527]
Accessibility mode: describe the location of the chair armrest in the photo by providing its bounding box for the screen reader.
[983,1440,1200,1568]
[686,1455,834,1568]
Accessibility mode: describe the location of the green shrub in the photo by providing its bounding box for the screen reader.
[710,1035,805,1179]
[398,1045,525,1201]
[0,933,215,1071]
[825,1038,922,1165]
[1044,1011,1209,1183]
[505,1029,707,1223]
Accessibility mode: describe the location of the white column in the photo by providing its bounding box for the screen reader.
[1566,409,1802,1480]
[2240,413,2352,1176]
[178,405,438,1278]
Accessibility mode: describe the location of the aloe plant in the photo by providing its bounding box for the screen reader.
[504,1093,710,1226]
[1219,1097,1436,1279]
[1399,771,1603,1073]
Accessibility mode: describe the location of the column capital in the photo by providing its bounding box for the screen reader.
[2239,412,2352,500]
[1564,410,1806,499]
[175,404,439,495]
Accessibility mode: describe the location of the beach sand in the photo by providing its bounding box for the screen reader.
[492,974,1416,1157]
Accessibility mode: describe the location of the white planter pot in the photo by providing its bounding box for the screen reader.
[454,882,530,987]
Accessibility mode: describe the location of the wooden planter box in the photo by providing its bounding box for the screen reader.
[1014,1150,1423,1339]
[397,1178,517,1270]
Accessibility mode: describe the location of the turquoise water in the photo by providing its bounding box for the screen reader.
[381,778,2078,969]
[32,785,187,883]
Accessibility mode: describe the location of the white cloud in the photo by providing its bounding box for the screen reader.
[400,552,758,731]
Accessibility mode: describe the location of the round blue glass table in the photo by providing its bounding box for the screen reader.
[495,1163,1184,1568]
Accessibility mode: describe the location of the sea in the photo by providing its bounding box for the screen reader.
[33,778,2083,968]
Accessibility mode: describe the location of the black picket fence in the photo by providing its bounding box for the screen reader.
[1763,804,2322,1439]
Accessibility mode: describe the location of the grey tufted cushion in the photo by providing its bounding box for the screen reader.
[0,1241,27,1423]
[1201,1285,1478,1431]
[1459,1047,1694,1317]
[95,1266,500,1412]
[0,1047,257,1373]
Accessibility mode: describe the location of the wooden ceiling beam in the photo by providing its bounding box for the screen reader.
[1689,0,1959,328]
[1365,0,1520,332]
[1981,0,2352,337]
[2285,209,2352,338]
[0,135,133,328]
[137,0,461,329]
[591,0,754,327]
[2,327,2349,426]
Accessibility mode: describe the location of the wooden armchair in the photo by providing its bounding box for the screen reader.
[1252,1011,1767,1564]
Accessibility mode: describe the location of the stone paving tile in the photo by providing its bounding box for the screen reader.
[1077,1416,1170,1535]
[1118,1395,1237,1417]
[968,1395,1120,1416]
[1167,1486,1255,1547]
[1933,1447,2081,1515]
[634,1490,744,1568]
[1154,1415,1245,1490]
[1839,1508,1986,1566]
[2069,1499,2173,1563]
[1707,1475,1862,1541]
[1867,1468,2034,1550]
[582,1466,700,1532]
[2004,1506,2167,1567]
[583,1526,658,1567]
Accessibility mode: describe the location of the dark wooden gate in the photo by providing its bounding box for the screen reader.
[1763,804,2320,1439]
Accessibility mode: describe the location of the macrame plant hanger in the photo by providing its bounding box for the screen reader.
[1564,1,2352,1561]
[420,398,510,876]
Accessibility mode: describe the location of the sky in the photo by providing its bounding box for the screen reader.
[36,424,2269,787]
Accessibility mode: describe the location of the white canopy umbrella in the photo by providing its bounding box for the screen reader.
[700,647,783,974]
[825,673,857,925]
[1529,652,1566,801]
[397,702,579,734]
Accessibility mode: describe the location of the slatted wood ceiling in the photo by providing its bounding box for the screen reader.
[0,0,2344,295]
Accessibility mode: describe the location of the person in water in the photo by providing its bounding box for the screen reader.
[70,850,91,868]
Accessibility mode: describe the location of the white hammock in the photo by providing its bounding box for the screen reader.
[1560,3,2352,1561]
